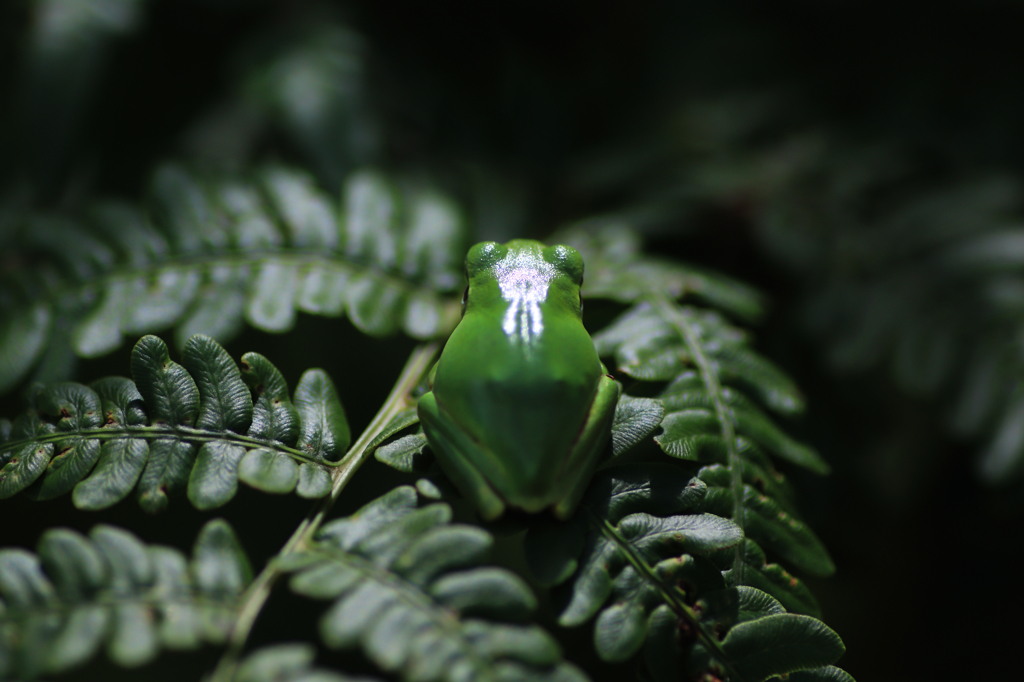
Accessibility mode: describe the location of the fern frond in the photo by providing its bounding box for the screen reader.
[594,298,834,582]
[554,223,766,322]
[0,518,250,680]
[522,465,844,681]
[0,164,464,392]
[282,486,589,682]
[0,334,347,512]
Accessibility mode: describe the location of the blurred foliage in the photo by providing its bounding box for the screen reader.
[3,0,1024,681]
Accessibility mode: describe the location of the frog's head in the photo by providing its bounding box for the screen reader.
[463,240,585,326]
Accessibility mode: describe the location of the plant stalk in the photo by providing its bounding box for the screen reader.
[652,296,746,581]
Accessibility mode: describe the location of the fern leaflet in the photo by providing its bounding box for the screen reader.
[0,519,250,680]
[0,334,348,512]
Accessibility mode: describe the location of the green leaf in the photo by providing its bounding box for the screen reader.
[429,568,536,620]
[296,262,350,315]
[37,529,108,601]
[247,261,299,332]
[187,441,247,510]
[660,378,827,473]
[89,376,148,426]
[149,164,217,254]
[235,643,376,682]
[367,408,420,452]
[122,268,204,337]
[343,170,398,265]
[0,415,56,499]
[26,438,101,501]
[174,264,248,348]
[137,439,197,514]
[736,586,786,621]
[346,271,406,336]
[374,433,430,473]
[294,369,350,462]
[737,488,835,578]
[35,382,103,432]
[180,334,253,433]
[400,189,464,291]
[71,438,148,510]
[608,395,664,460]
[130,336,199,426]
[655,408,726,462]
[722,613,845,681]
[191,518,253,599]
[240,352,300,445]
[714,345,805,416]
[238,448,300,494]
[296,462,332,499]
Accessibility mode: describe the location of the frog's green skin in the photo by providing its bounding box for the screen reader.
[418,240,619,520]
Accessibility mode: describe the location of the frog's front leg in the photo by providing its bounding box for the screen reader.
[417,391,508,520]
[551,373,620,519]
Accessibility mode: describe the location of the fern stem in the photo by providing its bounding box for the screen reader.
[592,514,744,681]
[652,296,746,581]
[209,341,440,682]
[0,426,331,465]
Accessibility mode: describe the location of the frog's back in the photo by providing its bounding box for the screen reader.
[431,240,605,491]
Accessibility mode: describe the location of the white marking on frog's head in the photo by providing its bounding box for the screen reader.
[495,250,557,345]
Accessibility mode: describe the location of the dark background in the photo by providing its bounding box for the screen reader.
[4,1,1024,680]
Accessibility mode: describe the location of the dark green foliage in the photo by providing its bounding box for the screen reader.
[0,3,869,680]
[593,296,836,592]
[0,519,250,680]
[520,463,844,680]
[607,396,665,462]
[0,334,348,512]
[283,486,588,682]
[0,227,852,678]
[0,165,464,393]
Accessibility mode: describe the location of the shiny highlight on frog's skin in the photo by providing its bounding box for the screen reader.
[493,249,558,344]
